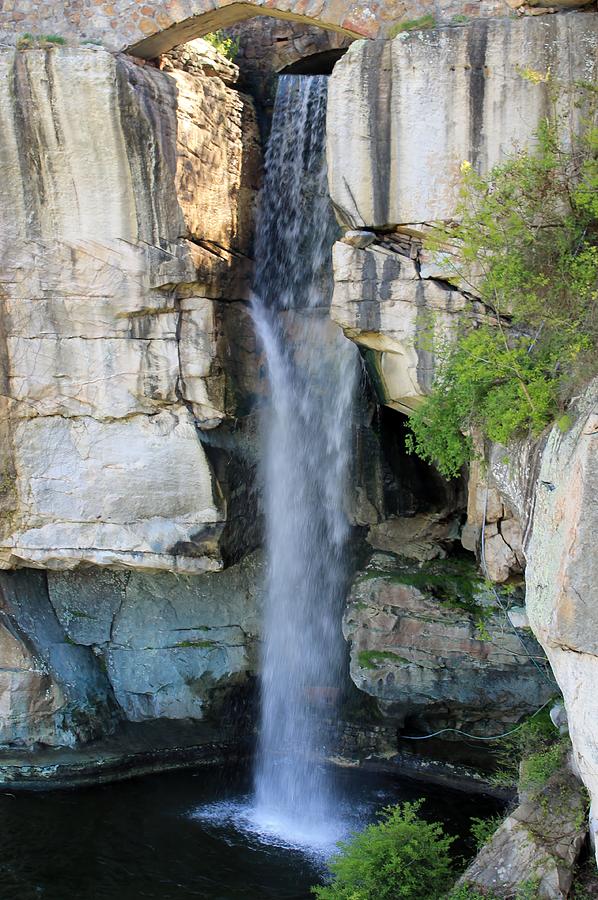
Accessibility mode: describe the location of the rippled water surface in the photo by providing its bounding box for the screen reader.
[0,765,502,900]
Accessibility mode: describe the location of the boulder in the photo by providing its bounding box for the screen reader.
[460,766,587,898]
[343,554,553,734]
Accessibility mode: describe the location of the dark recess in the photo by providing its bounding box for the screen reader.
[279,48,348,75]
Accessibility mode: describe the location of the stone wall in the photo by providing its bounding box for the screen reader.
[0,0,514,58]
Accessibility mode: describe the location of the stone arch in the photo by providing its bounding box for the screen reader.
[126,1,378,59]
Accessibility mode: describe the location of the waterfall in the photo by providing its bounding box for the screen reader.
[251,75,358,846]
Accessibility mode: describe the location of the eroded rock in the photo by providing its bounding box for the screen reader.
[0,46,262,574]
[525,380,598,853]
[47,551,263,723]
[343,554,552,734]
[460,765,587,899]
[331,241,478,412]
[327,16,597,230]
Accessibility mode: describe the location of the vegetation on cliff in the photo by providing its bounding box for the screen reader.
[406,78,598,478]
[203,30,239,60]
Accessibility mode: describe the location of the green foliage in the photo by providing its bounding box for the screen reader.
[450,14,470,24]
[312,801,455,900]
[489,703,562,787]
[17,33,66,48]
[470,814,504,850]
[174,639,216,649]
[406,78,598,478]
[203,30,239,60]
[448,886,501,899]
[357,649,409,669]
[515,878,542,900]
[388,14,437,37]
[360,555,494,630]
[520,743,564,789]
[449,876,542,899]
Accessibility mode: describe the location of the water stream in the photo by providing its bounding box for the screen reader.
[250,75,358,847]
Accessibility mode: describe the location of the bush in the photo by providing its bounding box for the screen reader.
[448,886,500,899]
[312,801,455,900]
[470,814,504,850]
[489,704,564,788]
[519,744,565,789]
[406,78,598,478]
[203,30,239,60]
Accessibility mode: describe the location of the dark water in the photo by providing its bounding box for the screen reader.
[0,765,502,900]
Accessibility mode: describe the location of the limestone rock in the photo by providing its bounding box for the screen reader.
[461,766,587,898]
[343,555,552,733]
[47,552,263,722]
[525,380,598,853]
[367,513,460,561]
[161,38,239,85]
[0,569,117,747]
[342,230,376,249]
[462,452,526,581]
[0,47,261,574]
[0,409,223,574]
[331,241,478,412]
[327,16,597,229]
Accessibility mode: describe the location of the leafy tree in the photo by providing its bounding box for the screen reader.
[312,801,455,900]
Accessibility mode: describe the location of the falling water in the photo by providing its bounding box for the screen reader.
[251,75,358,847]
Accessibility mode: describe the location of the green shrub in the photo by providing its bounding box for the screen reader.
[448,886,500,899]
[203,30,239,60]
[449,880,541,899]
[406,78,597,478]
[312,801,454,900]
[520,743,565,789]
[389,14,436,37]
[489,704,562,787]
[470,814,504,850]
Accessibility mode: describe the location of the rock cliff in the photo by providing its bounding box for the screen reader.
[327,11,598,855]
[0,44,261,575]
[0,41,264,750]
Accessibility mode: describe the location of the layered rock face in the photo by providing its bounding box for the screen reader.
[0,42,264,749]
[0,554,262,747]
[344,554,552,735]
[0,45,260,575]
[331,240,483,413]
[328,14,597,230]
[327,9,598,852]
